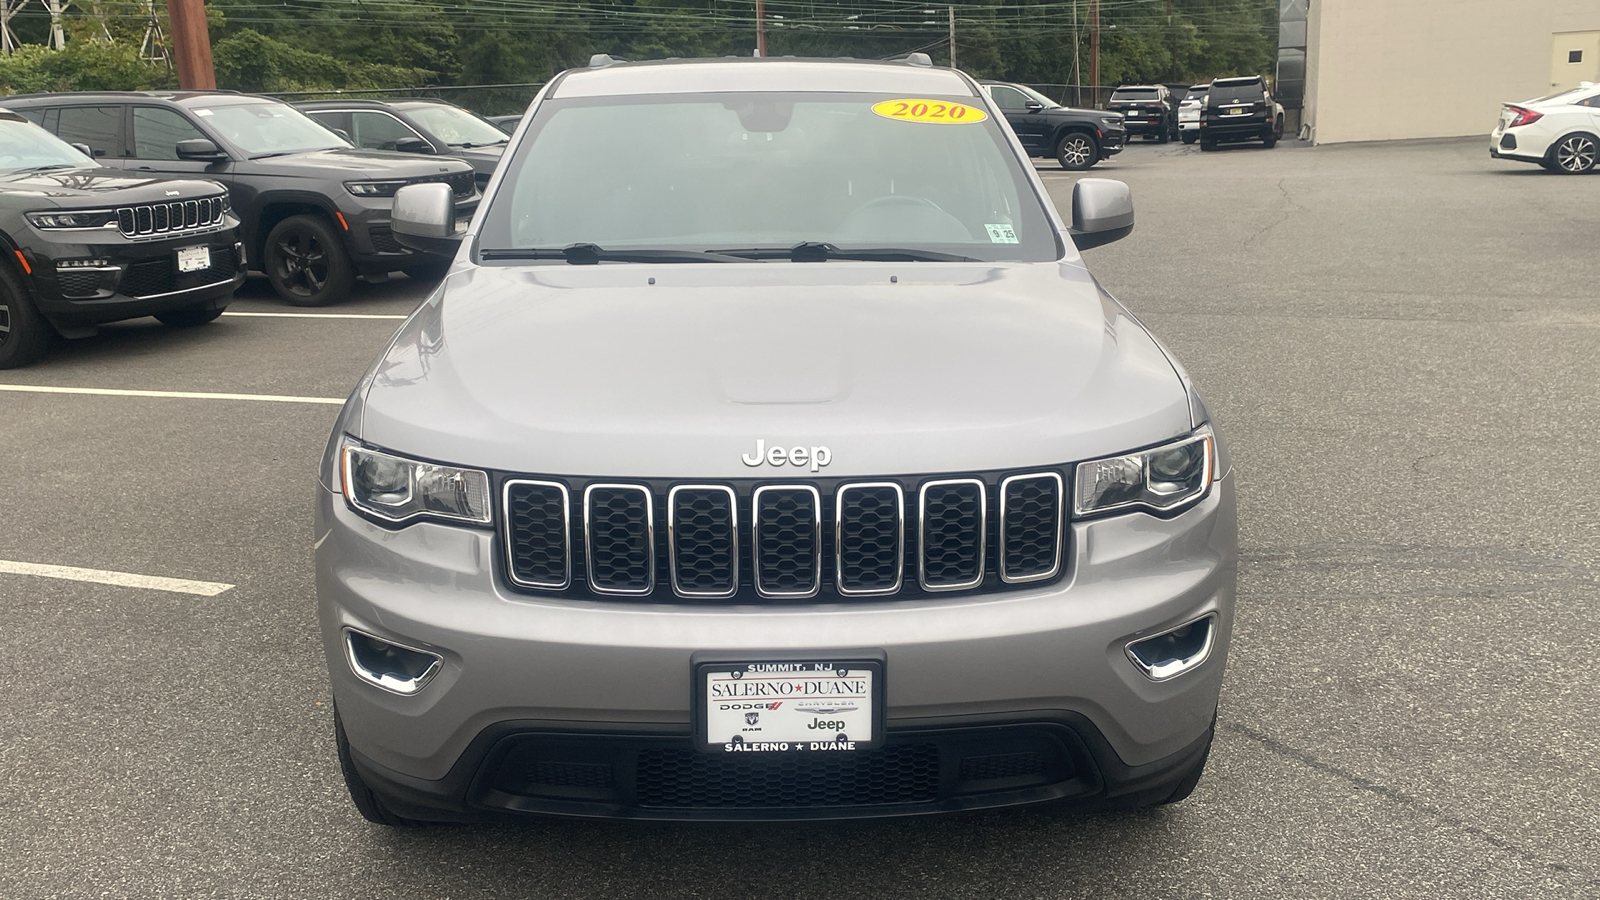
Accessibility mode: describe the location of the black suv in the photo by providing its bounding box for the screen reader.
[5,92,479,306]
[1107,85,1178,143]
[1199,77,1284,151]
[979,81,1126,171]
[0,109,243,368]
[296,98,507,190]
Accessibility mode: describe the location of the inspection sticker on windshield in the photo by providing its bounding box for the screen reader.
[985,223,1019,244]
[872,99,988,124]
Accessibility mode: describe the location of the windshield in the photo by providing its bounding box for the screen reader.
[398,104,507,146]
[0,119,96,173]
[480,91,1057,262]
[192,100,349,156]
[1112,88,1160,100]
[1183,87,1209,102]
[1210,82,1265,103]
[1014,84,1061,109]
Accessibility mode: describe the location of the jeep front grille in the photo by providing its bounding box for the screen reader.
[116,196,226,238]
[501,470,1067,602]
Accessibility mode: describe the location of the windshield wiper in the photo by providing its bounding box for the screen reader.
[12,164,79,173]
[455,140,508,149]
[480,243,748,264]
[713,242,979,263]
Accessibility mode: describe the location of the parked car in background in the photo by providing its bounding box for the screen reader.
[1490,82,1600,174]
[1198,77,1283,151]
[487,114,522,134]
[1177,84,1209,144]
[1108,85,1177,143]
[298,98,508,189]
[0,108,242,368]
[6,92,479,305]
[980,81,1126,170]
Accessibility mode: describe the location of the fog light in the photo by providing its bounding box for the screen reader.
[1126,613,1216,681]
[344,628,442,695]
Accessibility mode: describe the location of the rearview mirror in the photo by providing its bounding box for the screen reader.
[391,182,461,256]
[175,138,227,162]
[1069,178,1134,250]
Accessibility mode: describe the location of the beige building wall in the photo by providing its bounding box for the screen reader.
[1304,0,1600,144]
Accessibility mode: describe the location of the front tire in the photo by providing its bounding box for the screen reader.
[1055,131,1099,171]
[264,214,355,307]
[1548,133,1598,174]
[336,711,427,827]
[154,301,226,327]
[0,262,53,369]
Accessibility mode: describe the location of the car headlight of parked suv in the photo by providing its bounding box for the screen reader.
[343,179,411,197]
[340,438,491,526]
[25,209,119,229]
[1074,426,1215,517]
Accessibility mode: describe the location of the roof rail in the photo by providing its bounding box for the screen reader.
[588,54,627,68]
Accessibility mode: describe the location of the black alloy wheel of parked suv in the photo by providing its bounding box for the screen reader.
[0,108,244,368]
[3,91,479,307]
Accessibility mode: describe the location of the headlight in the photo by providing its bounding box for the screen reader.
[1074,426,1215,518]
[344,180,410,197]
[26,209,118,229]
[340,438,491,526]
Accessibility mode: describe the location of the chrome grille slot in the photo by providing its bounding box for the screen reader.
[668,485,737,598]
[504,480,570,590]
[583,484,654,595]
[835,483,904,596]
[918,479,986,591]
[1000,473,1063,584]
[752,485,821,598]
[116,195,227,238]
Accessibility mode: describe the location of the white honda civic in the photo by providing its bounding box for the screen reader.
[1490,83,1600,174]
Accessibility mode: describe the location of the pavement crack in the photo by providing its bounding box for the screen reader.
[1240,179,1305,248]
[1224,720,1598,886]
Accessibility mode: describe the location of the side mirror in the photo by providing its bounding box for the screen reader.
[1069,178,1134,250]
[394,136,435,154]
[331,128,353,143]
[175,138,227,162]
[1024,101,1044,112]
[391,182,461,256]
[69,142,97,159]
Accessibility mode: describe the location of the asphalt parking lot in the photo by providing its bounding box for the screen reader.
[2,135,1597,899]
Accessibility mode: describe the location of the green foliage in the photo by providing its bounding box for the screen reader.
[212,28,431,92]
[0,39,171,95]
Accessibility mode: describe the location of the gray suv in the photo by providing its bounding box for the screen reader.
[317,55,1237,824]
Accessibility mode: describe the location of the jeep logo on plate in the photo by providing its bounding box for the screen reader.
[741,439,831,472]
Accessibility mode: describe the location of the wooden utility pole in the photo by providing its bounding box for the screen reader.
[1088,0,1100,103]
[947,6,955,69]
[754,0,767,57]
[166,0,215,89]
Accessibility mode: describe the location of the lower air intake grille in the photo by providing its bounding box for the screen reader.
[919,480,986,590]
[752,486,820,598]
[960,751,1046,782]
[584,485,654,594]
[504,481,570,589]
[635,744,940,808]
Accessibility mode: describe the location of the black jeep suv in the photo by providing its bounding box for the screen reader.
[1108,85,1178,143]
[1199,76,1284,151]
[979,81,1126,171]
[0,109,243,368]
[296,98,507,190]
[6,92,478,306]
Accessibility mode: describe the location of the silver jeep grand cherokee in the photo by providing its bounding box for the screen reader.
[316,55,1236,824]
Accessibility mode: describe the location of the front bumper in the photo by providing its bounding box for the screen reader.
[19,226,244,326]
[317,474,1236,820]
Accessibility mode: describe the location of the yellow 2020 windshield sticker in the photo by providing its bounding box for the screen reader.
[871,99,988,124]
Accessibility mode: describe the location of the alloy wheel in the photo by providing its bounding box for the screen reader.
[1555,135,1597,173]
[273,227,330,298]
[1062,137,1092,167]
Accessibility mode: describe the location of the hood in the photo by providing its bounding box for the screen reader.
[250,148,474,178]
[449,145,503,177]
[0,167,224,201]
[356,261,1193,478]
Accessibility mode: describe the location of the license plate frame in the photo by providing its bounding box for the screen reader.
[176,245,211,273]
[692,656,885,755]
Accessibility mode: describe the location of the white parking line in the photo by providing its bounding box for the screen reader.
[0,560,233,596]
[222,311,407,320]
[0,384,343,405]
